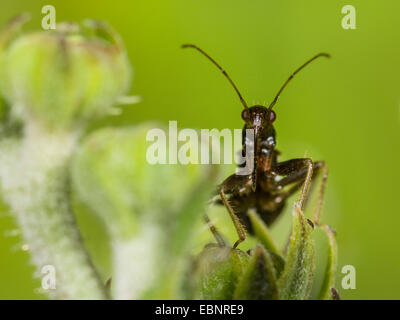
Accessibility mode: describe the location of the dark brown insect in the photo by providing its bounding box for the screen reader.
[182,44,329,248]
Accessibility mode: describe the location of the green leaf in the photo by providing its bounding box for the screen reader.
[277,204,315,300]
[145,171,219,299]
[234,245,279,300]
[317,224,338,300]
[268,251,285,279]
[168,172,218,257]
[248,210,280,255]
[241,210,285,279]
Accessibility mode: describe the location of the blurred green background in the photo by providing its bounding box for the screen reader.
[0,0,399,299]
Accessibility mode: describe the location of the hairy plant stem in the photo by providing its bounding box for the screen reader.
[112,223,162,299]
[0,121,108,299]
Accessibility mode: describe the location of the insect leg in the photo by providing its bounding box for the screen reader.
[275,180,304,203]
[219,185,247,248]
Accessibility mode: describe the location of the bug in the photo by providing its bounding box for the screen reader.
[182,44,330,248]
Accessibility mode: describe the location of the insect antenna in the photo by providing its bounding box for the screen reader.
[268,53,330,110]
[182,44,248,110]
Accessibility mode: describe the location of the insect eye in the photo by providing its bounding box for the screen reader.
[269,110,276,123]
[241,109,249,121]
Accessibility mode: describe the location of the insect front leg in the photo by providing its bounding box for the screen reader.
[219,174,252,248]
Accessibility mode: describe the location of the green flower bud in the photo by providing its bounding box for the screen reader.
[188,204,332,300]
[187,245,250,299]
[71,122,219,298]
[0,16,131,131]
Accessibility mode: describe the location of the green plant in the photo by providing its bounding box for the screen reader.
[0,15,338,300]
